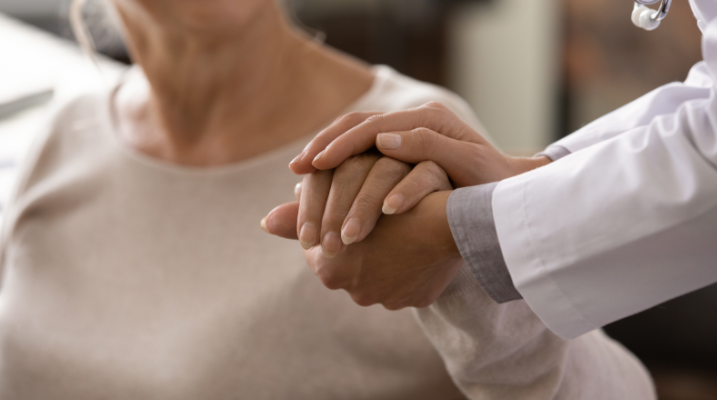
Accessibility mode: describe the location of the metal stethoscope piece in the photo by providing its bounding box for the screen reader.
[635,0,672,22]
[633,0,672,30]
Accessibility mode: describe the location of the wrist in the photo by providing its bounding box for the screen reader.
[507,155,551,177]
[428,190,462,259]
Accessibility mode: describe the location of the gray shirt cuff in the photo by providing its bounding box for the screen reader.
[535,145,571,162]
[447,183,522,303]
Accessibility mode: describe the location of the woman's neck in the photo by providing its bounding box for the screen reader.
[113,2,374,166]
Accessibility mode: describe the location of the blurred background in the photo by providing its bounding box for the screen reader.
[0,0,715,398]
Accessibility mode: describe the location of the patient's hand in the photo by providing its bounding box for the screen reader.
[263,190,463,309]
[261,151,461,308]
[295,151,452,257]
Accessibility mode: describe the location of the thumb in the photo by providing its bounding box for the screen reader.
[261,202,300,240]
[375,128,485,187]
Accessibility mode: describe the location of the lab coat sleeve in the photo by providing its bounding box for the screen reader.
[550,60,713,154]
[493,18,717,340]
[534,62,711,162]
[536,145,571,162]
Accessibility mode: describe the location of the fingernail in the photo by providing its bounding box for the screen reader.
[322,232,342,258]
[299,223,318,250]
[260,217,270,233]
[377,133,401,150]
[289,151,305,167]
[383,193,404,215]
[341,218,362,245]
[294,183,302,201]
[313,151,324,165]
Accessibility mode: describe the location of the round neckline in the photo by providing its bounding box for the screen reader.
[100,65,394,177]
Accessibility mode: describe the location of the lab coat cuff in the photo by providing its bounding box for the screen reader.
[447,183,522,304]
[535,145,571,162]
[493,176,598,339]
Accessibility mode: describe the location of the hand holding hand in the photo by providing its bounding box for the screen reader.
[263,190,463,310]
[262,102,553,309]
[285,102,550,246]
[289,102,550,189]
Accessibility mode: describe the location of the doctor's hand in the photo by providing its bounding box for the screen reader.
[263,191,464,310]
[289,102,550,190]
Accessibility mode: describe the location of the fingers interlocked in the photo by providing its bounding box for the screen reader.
[298,152,414,258]
[294,152,455,260]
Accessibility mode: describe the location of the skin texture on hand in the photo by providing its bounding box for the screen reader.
[266,101,552,309]
[289,102,548,185]
[293,152,453,258]
[287,101,550,247]
[263,191,464,310]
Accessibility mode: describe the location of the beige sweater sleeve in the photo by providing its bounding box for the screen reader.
[414,266,656,399]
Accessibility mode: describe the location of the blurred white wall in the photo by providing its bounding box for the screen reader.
[447,0,561,154]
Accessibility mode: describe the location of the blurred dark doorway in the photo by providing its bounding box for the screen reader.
[294,0,489,86]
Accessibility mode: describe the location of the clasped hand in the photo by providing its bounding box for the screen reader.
[262,102,549,309]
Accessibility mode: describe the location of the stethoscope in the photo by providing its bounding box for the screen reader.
[632,0,672,30]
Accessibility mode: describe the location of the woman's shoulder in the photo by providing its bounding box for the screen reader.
[26,89,115,172]
[358,66,463,109]
[38,65,130,153]
[4,88,117,212]
[0,88,113,258]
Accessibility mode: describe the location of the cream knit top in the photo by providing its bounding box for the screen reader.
[0,66,478,400]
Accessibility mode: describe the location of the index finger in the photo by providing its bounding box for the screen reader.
[289,111,382,175]
[311,103,479,171]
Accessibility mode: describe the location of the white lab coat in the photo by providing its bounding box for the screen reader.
[493,0,717,340]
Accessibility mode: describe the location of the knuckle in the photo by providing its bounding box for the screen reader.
[424,103,456,125]
[375,157,410,177]
[352,193,379,212]
[317,269,344,290]
[337,112,366,127]
[383,302,404,311]
[403,171,429,194]
[351,292,377,307]
[422,101,448,111]
[423,161,448,184]
[364,114,384,125]
[310,169,333,184]
[413,126,433,138]
[412,128,438,154]
[422,160,441,171]
[337,153,377,173]
[335,156,363,176]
